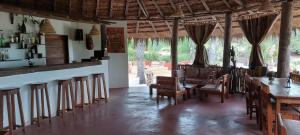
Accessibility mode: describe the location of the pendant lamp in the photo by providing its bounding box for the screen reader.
[40,19,56,34]
[89,25,100,35]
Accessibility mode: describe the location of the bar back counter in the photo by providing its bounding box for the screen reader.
[0,60,109,127]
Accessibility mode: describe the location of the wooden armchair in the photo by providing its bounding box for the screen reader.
[156,76,186,105]
[197,74,229,103]
[245,74,258,120]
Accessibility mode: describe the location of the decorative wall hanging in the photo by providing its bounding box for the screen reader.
[86,34,94,50]
[89,25,100,35]
[40,19,56,34]
[107,27,125,53]
[75,29,84,41]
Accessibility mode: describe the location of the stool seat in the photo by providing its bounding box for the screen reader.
[0,88,25,134]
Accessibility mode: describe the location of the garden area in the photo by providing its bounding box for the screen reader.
[128,30,300,86]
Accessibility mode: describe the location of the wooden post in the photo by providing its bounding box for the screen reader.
[223,12,232,73]
[277,0,293,78]
[171,18,179,77]
[101,24,107,51]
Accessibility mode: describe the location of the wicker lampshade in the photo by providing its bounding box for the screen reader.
[40,19,56,34]
[89,25,100,35]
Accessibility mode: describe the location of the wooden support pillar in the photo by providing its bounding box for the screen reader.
[101,24,107,51]
[277,0,293,78]
[223,12,232,73]
[171,18,179,77]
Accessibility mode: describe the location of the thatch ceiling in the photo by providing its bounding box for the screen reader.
[0,0,300,38]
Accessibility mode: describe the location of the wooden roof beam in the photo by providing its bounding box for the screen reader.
[68,0,71,15]
[152,0,164,18]
[124,0,128,18]
[200,0,224,32]
[149,21,157,34]
[108,0,113,18]
[95,0,99,17]
[165,20,172,33]
[222,0,232,9]
[168,0,176,11]
[183,0,194,16]
[137,0,149,18]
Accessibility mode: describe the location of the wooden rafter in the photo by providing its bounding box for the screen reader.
[124,0,128,18]
[168,0,176,11]
[200,0,224,32]
[137,0,149,18]
[81,0,84,16]
[95,0,99,17]
[149,21,157,34]
[136,7,141,33]
[222,0,232,9]
[68,0,71,15]
[151,0,164,18]
[109,0,113,18]
[183,0,194,16]
[165,20,172,33]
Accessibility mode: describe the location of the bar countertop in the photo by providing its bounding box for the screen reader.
[0,61,102,77]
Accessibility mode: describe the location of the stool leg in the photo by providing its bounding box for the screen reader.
[97,76,102,101]
[0,95,3,130]
[45,85,51,122]
[65,82,70,110]
[92,76,96,103]
[10,95,16,130]
[57,83,61,116]
[30,87,34,125]
[80,80,84,109]
[69,81,75,108]
[61,83,66,118]
[16,91,25,131]
[41,88,45,118]
[69,81,76,115]
[35,89,40,127]
[75,81,78,106]
[86,80,91,105]
[6,94,13,135]
[101,75,108,102]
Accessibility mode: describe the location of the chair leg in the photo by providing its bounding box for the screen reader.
[221,93,224,103]
[16,91,25,131]
[156,94,159,105]
[97,77,102,101]
[65,83,70,110]
[80,80,84,109]
[61,84,66,119]
[86,80,91,105]
[41,88,45,118]
[246,98,249,114]
[249,106,253,120]
[74,81,78,106]
[10,95,16,130]
[0,95,3,130]
[69,81,76,115]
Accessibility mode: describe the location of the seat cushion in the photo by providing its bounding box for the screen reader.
[199,84,222,92]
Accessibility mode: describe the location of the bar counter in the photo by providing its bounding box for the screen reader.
[0,61,102,77]
[0,60,109,126]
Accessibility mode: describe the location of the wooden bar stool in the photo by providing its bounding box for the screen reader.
[92,73,108,103]
[30,83,51,127]
[57,79,75,118]
[73,76,91,109]
[0,88,25,135]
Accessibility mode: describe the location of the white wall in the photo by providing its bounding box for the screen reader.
[0,11,129,88]
[107,21,129,88]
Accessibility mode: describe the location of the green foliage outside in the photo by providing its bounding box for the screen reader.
[128,30,300,71]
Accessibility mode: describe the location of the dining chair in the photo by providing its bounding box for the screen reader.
[277,113,287,135]
[260,83,273,135]
[245,74,258,120]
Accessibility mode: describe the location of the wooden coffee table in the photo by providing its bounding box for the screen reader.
[149,83,199,99]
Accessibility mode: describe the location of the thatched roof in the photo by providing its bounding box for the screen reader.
[0,0,300,38]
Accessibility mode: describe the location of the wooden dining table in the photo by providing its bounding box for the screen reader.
[252,77,300,134]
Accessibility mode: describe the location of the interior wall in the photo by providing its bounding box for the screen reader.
[107,21,129,88]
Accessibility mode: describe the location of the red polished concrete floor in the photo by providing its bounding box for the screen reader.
[14,86,261,135]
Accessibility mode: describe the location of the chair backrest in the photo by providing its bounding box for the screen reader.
[260,83,273,135]
[290,72,300,82]
[222,74,230,93]
[174,69,185,82]
[244,73,252,93]
[254,66,268,77]
[277,113,287,135]
[156,76,178,92]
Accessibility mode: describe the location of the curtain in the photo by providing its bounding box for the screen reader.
[185,24,216,67]
[238,14,278,69]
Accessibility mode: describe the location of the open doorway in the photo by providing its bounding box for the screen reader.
[127,38,195,87]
